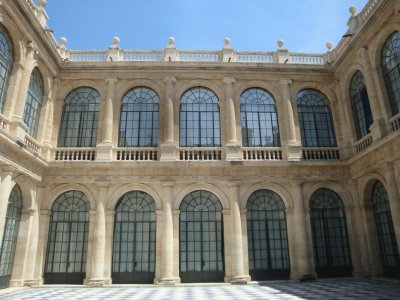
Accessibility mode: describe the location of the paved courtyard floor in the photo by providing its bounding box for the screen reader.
[0,278,399,300]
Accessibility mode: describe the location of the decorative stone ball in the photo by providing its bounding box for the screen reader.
[349,6,358,17]
[326,41,334,51]
[112,37,120,46]
[277,40,284,49]
[38,0,47,7]
[224,38,231,47]
[168,37,176,46]
[59,37,67,46]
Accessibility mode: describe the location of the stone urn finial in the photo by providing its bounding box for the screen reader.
[349,5,358,17]
[326,41,334,52]
[38,0,47,8]
[277,39,285,49]
[110,37,120,49]
[167,37,176,48]
[59,37,67,49]
[224,38,232,48]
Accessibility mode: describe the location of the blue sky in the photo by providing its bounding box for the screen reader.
[45,0,368,53]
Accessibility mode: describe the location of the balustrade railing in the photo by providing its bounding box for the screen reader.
[302,148,341,160]
[0,114,9,132]
[354,134,373,153]
[122,50,164,61]
[24,134,40,154]
[68,50,108,61]
[53,148,96,161]
[290,54,325,65]
[389,113,400,132]
[236,52,274,63]
[178,148,223,161]
[178,50,221,61]
[242,148,283,160]
[115,148,158,161]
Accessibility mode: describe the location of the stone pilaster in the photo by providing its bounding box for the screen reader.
[279,79,301,161]
[160,76,177,161]
[0,167,14,244]
[384,165,400,250]
[223,77,241,161]
[358,47,387,140]
[96,77,118,162]
[34,209,52,285]
[159,182,176,285]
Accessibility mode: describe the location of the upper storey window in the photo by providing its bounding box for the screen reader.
[0,25,13,113]
[58,87,100,147]
[381,31,400,116]
[240,88,280,147]
[349,71,373,140]
[23,68,44,138]
[179,87,221,147]
[296,89,337,147]
[119,87,159,147]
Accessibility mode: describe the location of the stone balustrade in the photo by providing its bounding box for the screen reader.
[302,148,341,160]
[178,148,223,161]
[236,52,275,63]
[354,134,373,153]
[290,54,325,65]
[122,50,164,61]
[242,148,283,161]
[115,148,158,161]
[53,148,96,161]
[177,50,221,62]
[389,113,400,132]
[67,50,108,62]
[24,134,40,154]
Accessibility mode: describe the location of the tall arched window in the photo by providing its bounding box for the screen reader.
[350,71,373,140]
[0,185,22,289]
[44,191,90,284]
[112,191,156,284]
[381,31,400,116]
[372,181,400,277]
[58,87,100,147]
[246,190,289,280]
[179,190,224,282]
[23,67,44,138]
[180,87,221,147]
[119,87,159,147]
[296,89,337,147]
[0,25,14,113]
[240,88,281,147]
[310,188,352,278]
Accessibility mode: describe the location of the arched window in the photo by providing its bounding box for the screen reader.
[119,87,159,147]
[180,87,221,147]
[350,71,373,140]
[372,181,400,277]
[44,191,90,284]
[310,189,352,278]
[240,88,281,147]
[246,190,289,280]
[23,67,44,138]
[112,191,156,284]
[0,185,22,289]
[179,190,224,282]
[58,87,100,147]
[0,25,14,113]
[381,31,400,116]
[296,89,337,147]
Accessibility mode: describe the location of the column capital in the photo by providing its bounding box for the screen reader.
[164,76,176,83]
[105,77,118,85]
[21,208,35,216]
[13,62,25,72]
[279,78,292,86]
[227,182,241,188]
[223,77,236,85]
[290,180,304,187]
[161,181,175,189]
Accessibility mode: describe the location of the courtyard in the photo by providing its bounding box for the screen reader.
[0,278,399,300]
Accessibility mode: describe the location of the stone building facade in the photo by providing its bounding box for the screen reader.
[0,0,399,288]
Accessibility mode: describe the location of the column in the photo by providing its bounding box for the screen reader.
[289,181,315,280]
[0,167,13,244]
[358,47,387,140]
[223,77,241,161]
[10,42,36,142]
[279,79,301,161]
[88,186,107,285]
[2,63,24,121]
[228,183,248,283]
[160,76,177,161]
[34,210,51,285]
[96,77,118,162]
[159,183,175,284]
